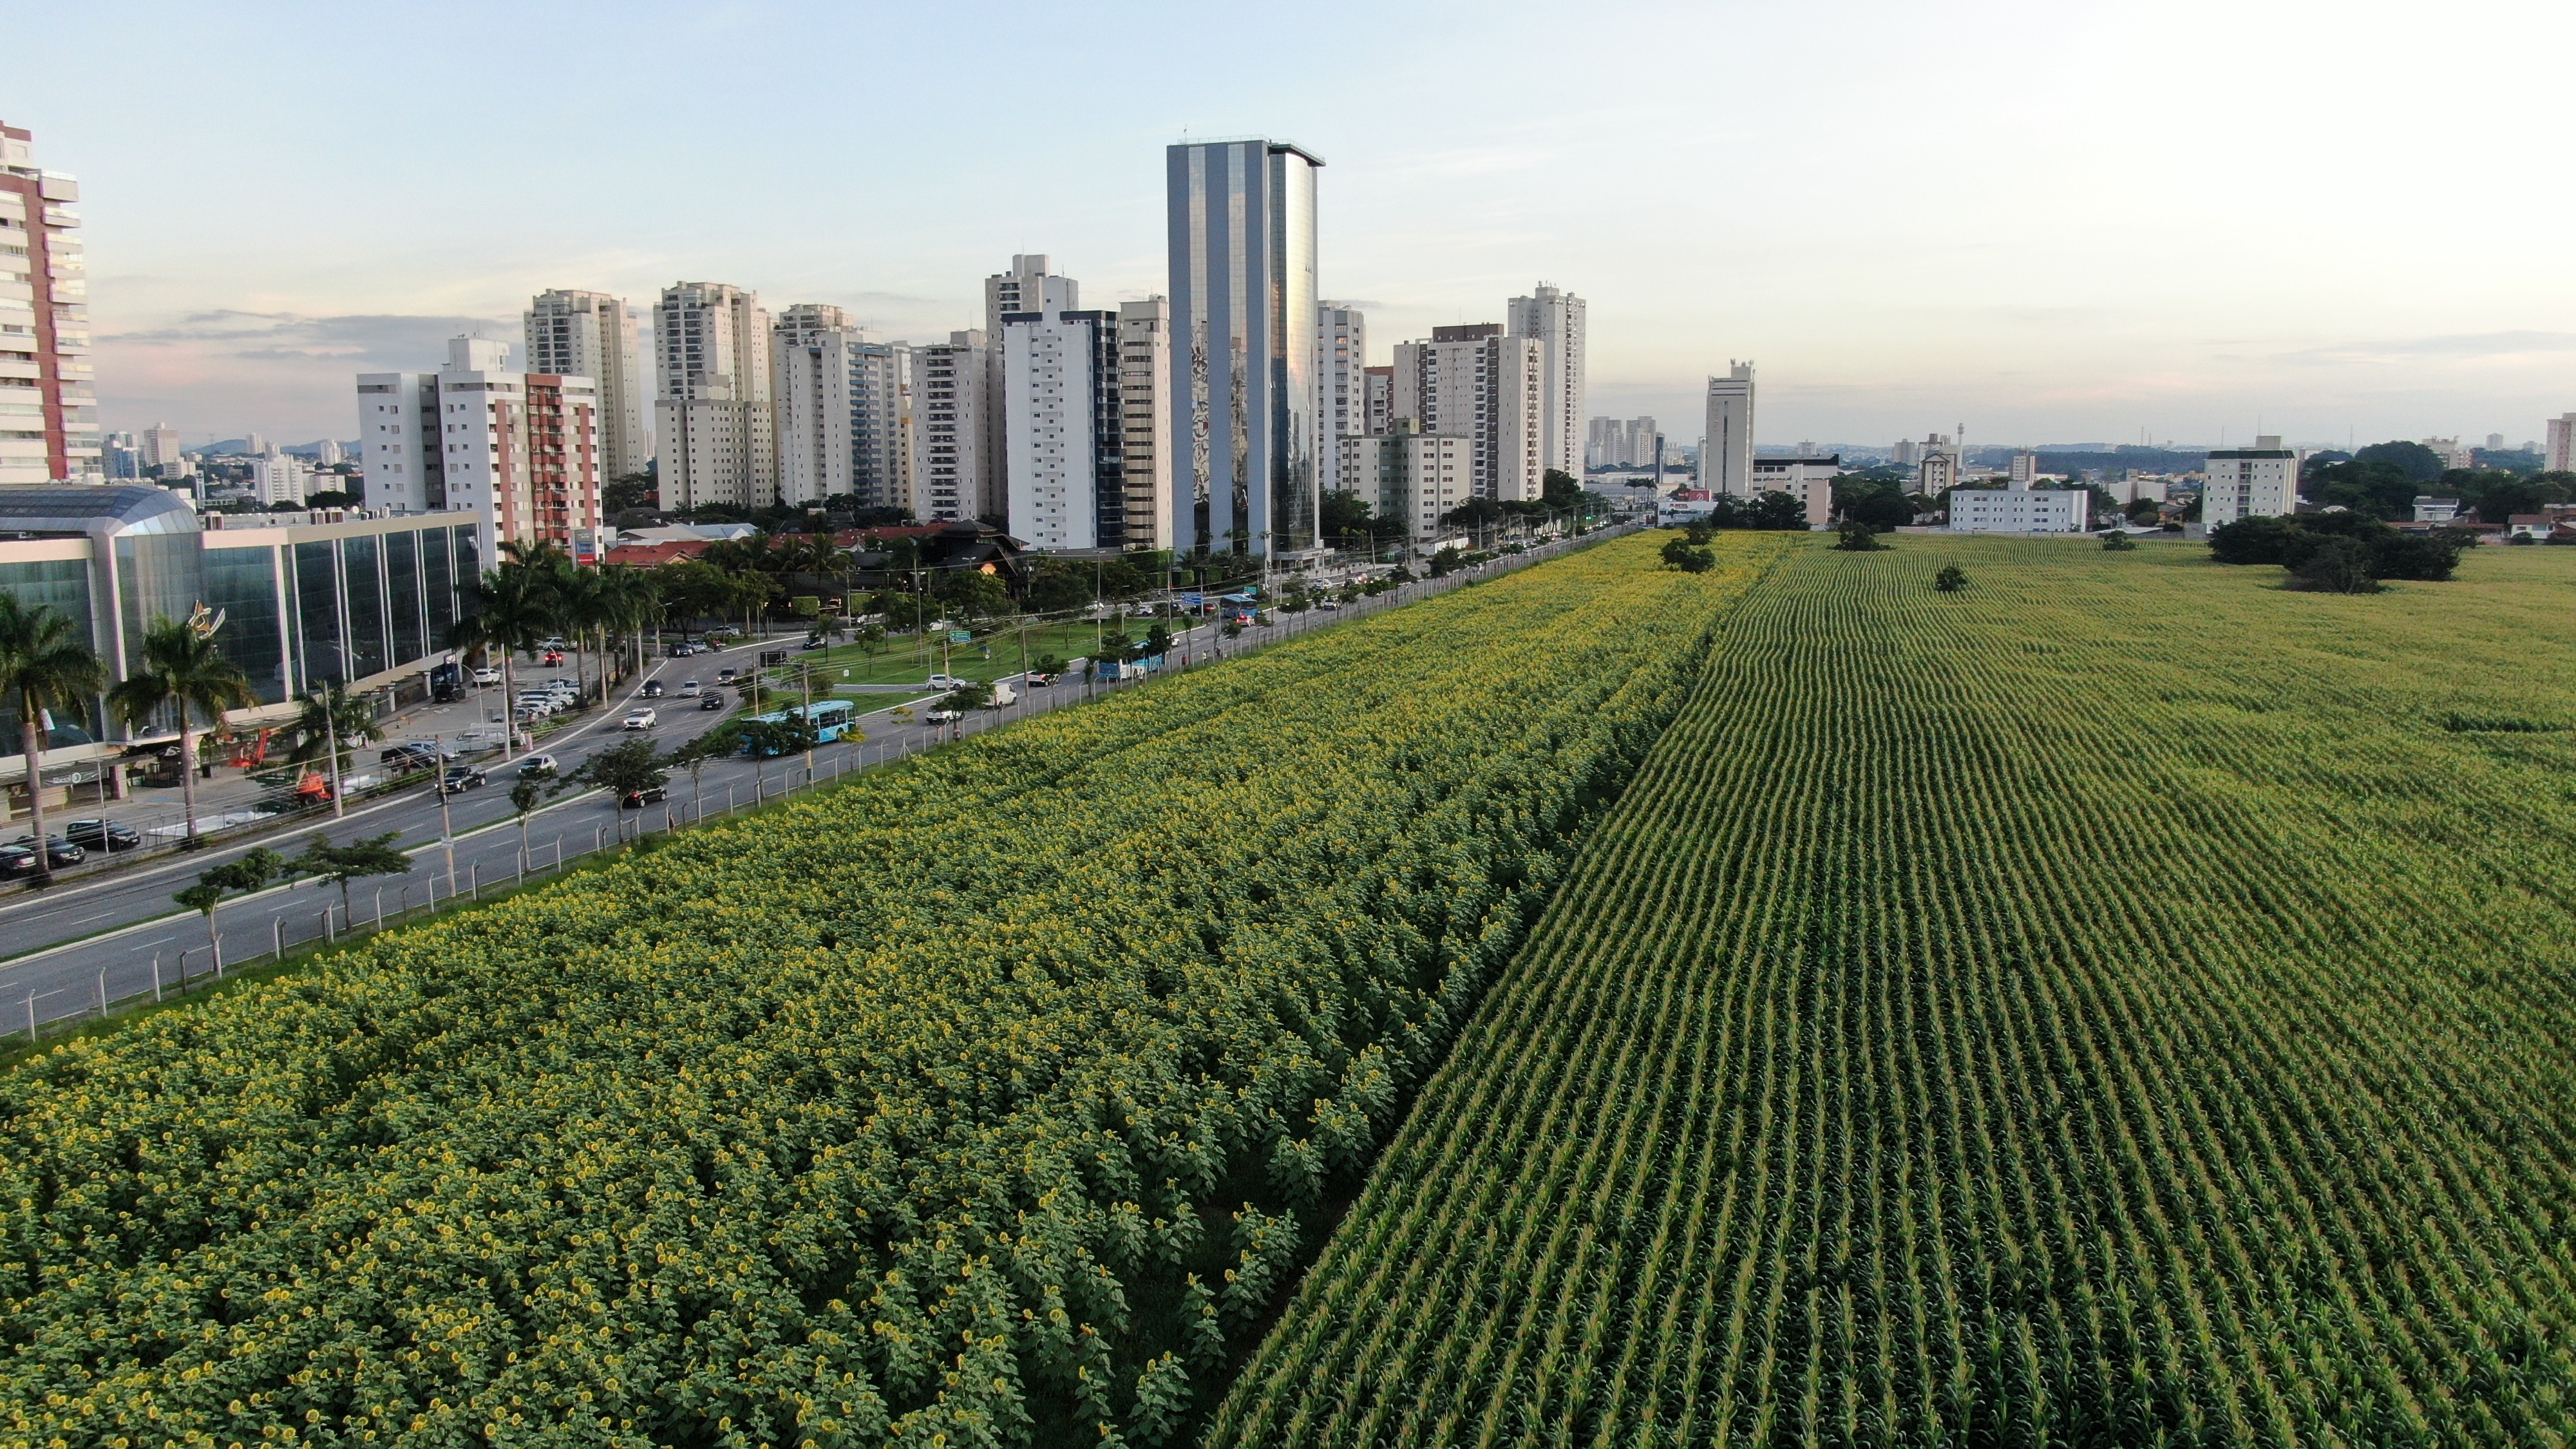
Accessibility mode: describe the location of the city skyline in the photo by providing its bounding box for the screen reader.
[6,0,2573,451]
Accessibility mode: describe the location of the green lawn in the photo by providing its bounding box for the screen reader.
[760,619,1167,690]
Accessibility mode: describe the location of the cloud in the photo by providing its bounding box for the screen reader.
[2280,332,2576,366]
[103,310,516,366]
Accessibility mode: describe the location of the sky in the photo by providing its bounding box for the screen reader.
[8,0,2575,453]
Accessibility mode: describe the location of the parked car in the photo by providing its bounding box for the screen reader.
[8,835,86,868]
[927,673,969,690]
[439,765,489,794]
[620,784,669,809]
[623,708,657,730]
[381,741,445,770]
[61,819,141,853]
[0,844,41,878]
[699,692,726,711]
[639,679,665,698]
[471,665,502,685]
[680,679,703,696]
[516,753,560,777]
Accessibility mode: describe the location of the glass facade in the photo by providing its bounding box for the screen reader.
[341,535,388,681]
[1168,138,1321,555]
[0,558,99,748]
[113,531,205,676]
[384,530,423,665]
[293,540,344,687]
[203,545,290,704]
[421,526,455,649]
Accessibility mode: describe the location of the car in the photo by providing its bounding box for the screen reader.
[541,650,565,665]
[622,708,657,730]
[513,698,558,717]
[0,844,40,878]
[1025,673,1056,688]
[516,753,560,777]
[439,765,488,794]
[715,668,739,685]
[470,666,502,686]
[8,835,86,867]
[62,819,141,853]
[639,679,665,698]
[927,674,969,690]
[680,679,703,696]
[381,741,446,769]
[536,637,569,651]
[923,707,964,723]
[620,784,669,809]
[799,637,825,650]
[699,692,726,711]
[1314,598,1342,609]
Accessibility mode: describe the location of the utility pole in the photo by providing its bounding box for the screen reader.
[324,688,345,819]
[799,665,815,781]
[434,732,456,896]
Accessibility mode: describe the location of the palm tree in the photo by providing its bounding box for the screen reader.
[600,567,661,682]
[0,595,107,884]
[287,682,383,815]
[449,551,556,766]
[553,560,608,704]
[108,612,255,848]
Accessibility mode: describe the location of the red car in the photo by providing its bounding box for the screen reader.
[542,649,565,665]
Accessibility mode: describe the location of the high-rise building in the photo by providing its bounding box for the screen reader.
[0,122,97,485]
[316,438,344,468]
[1316,302,1367,496]
[1700,362,1756,497]
[525,289,650,482]
[772,303,866,508]
[1363,366,1392,437]
[1587,416,1658,469]
[1390,327,1546,502]
[1893,437,1922,468]
[2008,450,2040,484]
[1506,283,1586,478]
[2548,413,2576,473]
[2423,436,2474,471]
[249,452,310,507]
[1915,433,1958,495]
[1002,308,1128,551]
[851,337,914,515]
[1167,138,1323,554]
[909,330,996,524]
[1340,419,1472,548]
[654,281,774,511]
[1118,298,1173,551]
[103,431,140,479]
[141,422,184,477]
[2202,435,2297,528]
[985,255,1079,341]
[357,336,604,558]
[2486,433,2506,451]
[246,433,271,459]
[1748,455,1838,529]
[1340,419,1472,547]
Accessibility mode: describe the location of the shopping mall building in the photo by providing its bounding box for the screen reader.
[0,484,480,799]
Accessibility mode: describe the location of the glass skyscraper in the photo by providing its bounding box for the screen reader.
[1166,138,1321,556]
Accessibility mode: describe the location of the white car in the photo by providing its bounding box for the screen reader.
[470,666,501,686]
[927,674,969,690]
[537,637,569,651]
[923,707,964,723]
[680,679,703,696]
[516,753,560,777]
[622,708,657,730]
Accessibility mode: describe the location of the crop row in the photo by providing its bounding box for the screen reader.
[1209,540,2576,1446]
[0,530,1786,1448]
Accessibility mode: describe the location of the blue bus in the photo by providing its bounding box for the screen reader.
[741,699,860,755]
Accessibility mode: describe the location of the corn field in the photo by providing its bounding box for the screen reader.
[1209,538,2576,1448]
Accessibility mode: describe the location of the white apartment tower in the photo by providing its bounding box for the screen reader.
[909,331,996,524]
[772,303,862,507]
[1316,302,1367,495]
[1001,308,1125,550]
[851,338,913,515]
[1390,325,1546,502]
[1341,419,1472,547]
[0,120,97,484]
[524,290,649,482]
[1701,362,1756,497]
[2008,451,2040,484]
[2202,435,2298,528]
[654,281,774,511]
[141,422,185,477]
[1587,416,1658,469]
[2548,413,2576,474]
[1119,298,1173,550]
[1506,283,1586,478]
[356,336,603,557]
[1916,434,1959,496]
[1363,366,1392,437]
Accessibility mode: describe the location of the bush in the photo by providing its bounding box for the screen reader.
[2210,514,2467,583]
[2102,531,2138,551]
[2286,538,2381,594]
[1933,564,1969,592]
[1660,536,1716,573]
[1835,520,1888,552]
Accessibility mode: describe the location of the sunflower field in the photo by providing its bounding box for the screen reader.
[1210,538,2576,1447]
[0,530,1784,1448]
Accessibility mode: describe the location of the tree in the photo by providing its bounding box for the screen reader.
[569,735,670,814]
[2304,458,2417,519]
[1935,563,1970,591]
[601,471,657,513]
[1744,491,1808,531]
[2102,531,2138,552]
[2124,496,2163,526]
[1542,469,1582,508]
[598,565,661,683]
[1835,520,1888,552]
[2351,440,2445,486]
[450,551,556,764]
[292,830,411,922]
[2467,472,2571,524]
[508,771,547,873]
[287,681,383,801]
[177,846,294,975]
[665,729,732,820]
[1428,546,1467,578]
[108,611,254,849]
[1659,536,1715,573]
[2287,537,2380,594]
[0,594,108,885]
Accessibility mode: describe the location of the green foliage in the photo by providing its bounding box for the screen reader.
[0,533,1786,1444]
[1428,546,1466,578]
[570,735,670,796]
[1659,535,1716,573]
[1209,540,2576,1446]
[1834,520,1888,551]
[2103,529,2139,551]
[292,831,411,913]
[1933,562,1969,590]
[2208,513,2470,582]
[600,471,658,513]
[1834,475,1915,530]
[2352,437,2446,484]
[2287,536,2382,593]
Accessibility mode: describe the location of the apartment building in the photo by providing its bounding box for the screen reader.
[0,121,97,484]
[1001,308,1126,550]
[1747,454,1837,529]
[909,330,995,525]
[1316,302,1367,495]
[1340,419,1472,547]
[1949,480,2090,533]
[2202,435,2298,527]
[1388,325,1546,502]
[524,289,649,481]
[654,281,774,511]
[1364,366,1392,437]
[1587,415,1658,469]
[356,336,603,558]
[1506,283,1585,478]
[1118,298,1172,550]
[1701,362,1755,497]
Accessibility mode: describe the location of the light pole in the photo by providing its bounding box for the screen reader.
[323,687,346,820]
[434,731,456,896]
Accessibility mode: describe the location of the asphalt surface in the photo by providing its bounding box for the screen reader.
[0,524,1638,1038]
